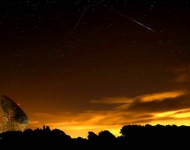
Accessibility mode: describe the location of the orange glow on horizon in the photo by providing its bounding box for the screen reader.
[23,90,190,138]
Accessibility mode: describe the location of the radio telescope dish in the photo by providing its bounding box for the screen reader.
[0,95,29,132]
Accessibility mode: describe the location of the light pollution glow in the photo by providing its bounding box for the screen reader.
[26,90,190,138]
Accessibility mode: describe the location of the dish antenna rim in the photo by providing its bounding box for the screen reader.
[0,94,29,124]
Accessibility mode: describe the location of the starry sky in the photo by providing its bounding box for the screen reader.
[0,0,190,138]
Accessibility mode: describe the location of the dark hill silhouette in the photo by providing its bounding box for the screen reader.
[0,124,189,149]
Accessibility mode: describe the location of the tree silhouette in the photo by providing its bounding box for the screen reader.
[87,131,99,141]
[1,124,190,149]
[98,130,116,142]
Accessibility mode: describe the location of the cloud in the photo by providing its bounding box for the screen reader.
[90,97,133,104]
[127,93,190,113]
[90,90,186,104]
[137,91,186,102]
[169,63,190,83]
[26,90,190,138]
[91,90,187,115]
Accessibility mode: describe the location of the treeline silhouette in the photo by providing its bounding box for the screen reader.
[0,124,189,149]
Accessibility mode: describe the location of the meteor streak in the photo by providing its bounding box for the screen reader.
[74,1,155,32]
[74,7,87,31]
[74,0,106,30]
[110,7,155,32]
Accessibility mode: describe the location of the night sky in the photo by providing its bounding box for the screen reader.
[1,0,190,138]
